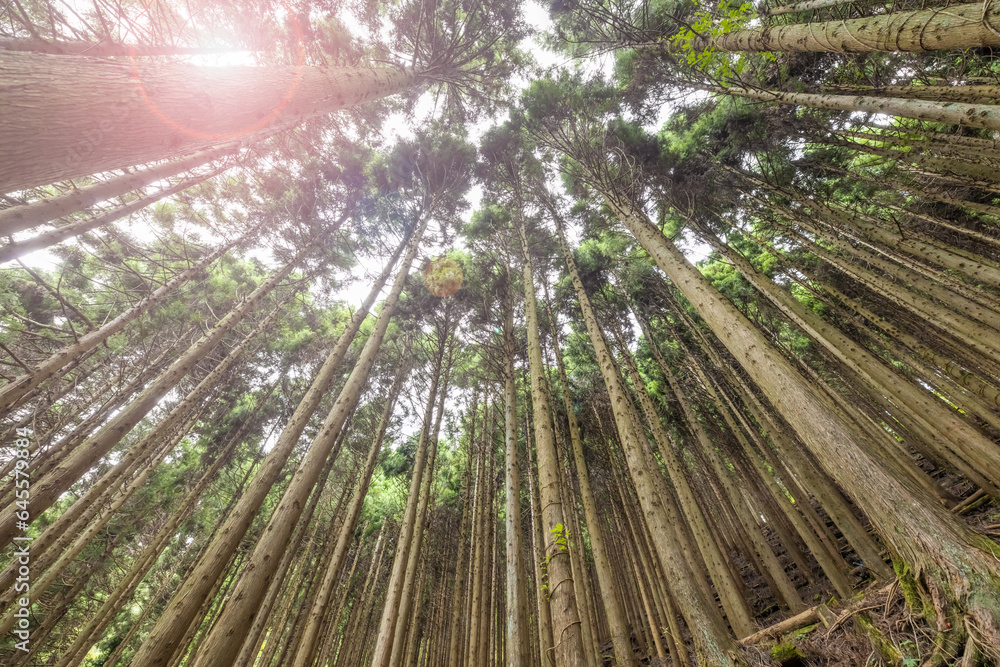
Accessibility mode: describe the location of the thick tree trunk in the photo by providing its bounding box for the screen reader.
[605,192,1000,656]
[0,51,420,191]
[676,3,1000,52]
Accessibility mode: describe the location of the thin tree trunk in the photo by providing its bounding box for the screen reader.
[516,218,586,667]
[541,286,637,667]
[388,351,451,667]
[369,317,451,667]
[549,207,745,665]
[0,166,225,264]
[0,234,317,545]
[762,0,861,17]
[0,143,238,229]
[189,214,429,667]
[291,339,412,667]
[0,223,254,416]
[502,281,529,667]
[126,227,412,667]
[713,84,1000,133]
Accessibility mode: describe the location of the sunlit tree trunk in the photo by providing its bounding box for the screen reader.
[0,167,225,264]
[670,3,1000,53]
[0,51,421,191]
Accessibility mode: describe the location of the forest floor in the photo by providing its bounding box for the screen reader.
[607,467,1000,666]
[743,469,1000,667]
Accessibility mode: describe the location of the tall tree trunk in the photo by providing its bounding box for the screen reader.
[515,218,586,667]
[446,397,479,667]
[602,187,1000,656]
[188,214,430,667]
[0,166,225,264]
[502,273,530,667]
[541,286,638,667]
[125,226,412,667]
[0,52,421,191]
[369,317,451,667]
[524,420,555,667]
[549,207,745,666]
[0,143,238,229]
[712,84,1000,133]
[388,347,451,667]
[668,3,1000,53]
[0,235,316,545]
[291,338,413,667]
[50,387,269,667]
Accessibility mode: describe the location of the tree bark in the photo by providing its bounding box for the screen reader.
[0,234,317,546]
[0,166,224,264]
[502,277,530,667]
[0,143,237,230]
[674,3,1000,53]
[0,51,420,191]
[549,207,746,666]
[290,339,412,667]
[516,217,586,667]
[125,227,411,667]
[603,190,1000,655]
[541,287,638,667]
[188,212,429,667]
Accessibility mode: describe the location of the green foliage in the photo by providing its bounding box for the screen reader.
[666,0,768,79]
